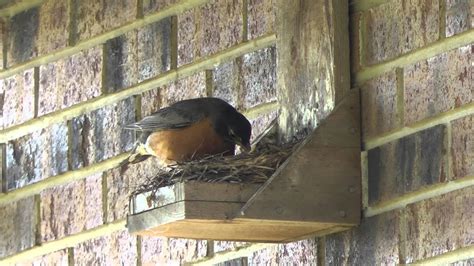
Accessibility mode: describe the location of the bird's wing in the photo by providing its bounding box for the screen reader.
[123,105,205,131]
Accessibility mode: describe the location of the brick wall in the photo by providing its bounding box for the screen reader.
[0,0,472,265]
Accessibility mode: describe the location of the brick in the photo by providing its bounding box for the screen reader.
[160,72,206,106]
[103,18,171,93]
[76,0,137,41]
[140,236,168,265]
[451,115,474,179]
[140,87,162,118]
[404,186,474,262]
[74,230,137,265]
[143,0,179,15]
[248,0,275,39]
[106,158,162,222]
[142,237,207,265]
[6,8,39,67]
[38,47,102,116]
[6,122,68,190]
[404,45,472,125]
[178,0,243,66]
[325,211,400,265]
[361,70,401,140]
[168,238,207,264]
[277,239,317,264]
[71,98,135,169]
[365,0,439,65]
[249,239,317,265]
[451,259,474,266]
[0,69,34,129]
[0,197,36,258]
[214,241,248,253]
[142,237,208,265]
[137,18,172,82]
[104,31,138,93]
[37,0,69,56]
[15,249,68,266]
[446,0,473,37]
[215,258,248,266]
[241,46,277,109]
[40,173,102,242]
[212,60,240,107]
[249,111,277,142]
[368,125,445,204]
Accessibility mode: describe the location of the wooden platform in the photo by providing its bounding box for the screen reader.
[127,89,360,242]
[127,182,353,242]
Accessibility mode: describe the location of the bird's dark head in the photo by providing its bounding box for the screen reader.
[226,111,252,151]
[208,98,252,152]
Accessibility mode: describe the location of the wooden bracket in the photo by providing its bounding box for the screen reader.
[239,89,361,225]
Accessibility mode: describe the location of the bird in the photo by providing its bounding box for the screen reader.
[123,97,252,166]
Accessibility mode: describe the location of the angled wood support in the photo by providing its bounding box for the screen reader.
[241,89,361,225]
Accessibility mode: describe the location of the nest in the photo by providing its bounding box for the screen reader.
[131,136,303,197]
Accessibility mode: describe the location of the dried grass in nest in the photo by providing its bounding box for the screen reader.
[131,138,302,197]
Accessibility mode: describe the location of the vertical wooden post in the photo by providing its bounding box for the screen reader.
[276,0,350,140]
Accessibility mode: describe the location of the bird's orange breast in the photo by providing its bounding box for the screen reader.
[145,117,234,164]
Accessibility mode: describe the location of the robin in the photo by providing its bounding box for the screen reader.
[123,97,252,166]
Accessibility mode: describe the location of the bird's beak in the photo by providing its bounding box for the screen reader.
[232,137,251,152]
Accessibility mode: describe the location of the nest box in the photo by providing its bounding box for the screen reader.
[127,90,360,242]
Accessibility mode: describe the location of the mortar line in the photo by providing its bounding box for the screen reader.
[170,15,178,70]
[2,20,7,69]
[101,172,108,224]
[242,0,248,42]
[101,43,109,95]
[0,153,129,205]
[205,70,214,97]
[0,102,278,205]
[136,236,142,266]
[0,144,6,193]
[364,175,474,217]
[0,0,44,18]
[67,247,75,266]
[0,0,211,80]
[136,0,144,19]
[0,219,126,265]
[188,243,275,266]
[414,245,474,265]
[33,67,40,118]
[364,103,474,150]
[438,0,447,40]
[67,0,78,46]
[34,194,42,246]
[350,0,388,13]
[206,240,214,258]
[0,34,277,143]
[445,122,453,181]
[361,151,369,209]
[354,29,474,85]
[317,237,326,266]
[358,10,367,69]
